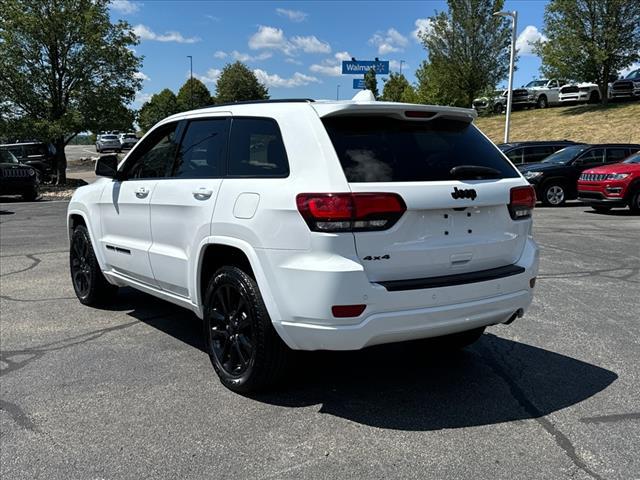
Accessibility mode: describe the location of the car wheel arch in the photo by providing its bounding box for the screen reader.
[67,210,107,271]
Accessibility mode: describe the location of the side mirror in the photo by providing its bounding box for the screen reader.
[95,155,119,178]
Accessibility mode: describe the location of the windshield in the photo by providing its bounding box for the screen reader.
[623,152,640,164]
[525,80,547,87]
[542,145,588,164]
[102,135,118,140]
[625,69,640,79]
[124,134,137,139]
[322,116,518,182]
[0,149,20,164]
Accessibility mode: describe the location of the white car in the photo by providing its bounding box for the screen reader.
[67,93,539,392]
[512,79,568,108]
[559,83,602,104]
[118,133,139,149]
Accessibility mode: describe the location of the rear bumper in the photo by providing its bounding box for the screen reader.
[263,238,539,351]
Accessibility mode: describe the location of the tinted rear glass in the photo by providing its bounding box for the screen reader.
[322,116,518,182]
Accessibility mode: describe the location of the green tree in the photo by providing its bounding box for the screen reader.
[0,0,142,183]
[177,78,213,111]
[381,73,411,102]
[137,89,179,133]
[419,0,511,107]
[364,68,379,99]
[400,84,419,104]
[215,62,269,103]
[535,0,640,105]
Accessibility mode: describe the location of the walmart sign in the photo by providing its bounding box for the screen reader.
[342,60,389,75]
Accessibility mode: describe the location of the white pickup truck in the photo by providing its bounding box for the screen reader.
[511,79,568,109]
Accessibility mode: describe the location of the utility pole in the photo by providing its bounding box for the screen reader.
[493,11,517,143]
[399,60,405,75]
[187,55,193,109]
[336,84,341,100]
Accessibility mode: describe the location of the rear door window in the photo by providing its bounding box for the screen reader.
[173,118,228,178]
[523,146,554,163]
[578,148,605,165]
[322,116,518,182]
[227,118,289,177]
[605,148,629,163]
[505,148,523,164]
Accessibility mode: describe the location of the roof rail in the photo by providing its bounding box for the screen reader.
[191,98,315,111]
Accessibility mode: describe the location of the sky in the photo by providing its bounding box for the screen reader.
[109,0,552,106]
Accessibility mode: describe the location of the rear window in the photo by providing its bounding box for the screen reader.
[322,116,518,182]
[102,135,118,140]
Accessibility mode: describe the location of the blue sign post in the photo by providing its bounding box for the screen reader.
[353,78,365,89]
[342,60,389,75]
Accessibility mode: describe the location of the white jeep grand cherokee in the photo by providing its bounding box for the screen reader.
[68,94,539,392]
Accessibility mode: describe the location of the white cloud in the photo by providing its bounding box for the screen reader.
[133,92,152,106]
[253,69,321,88]
[206,15,220,22]
[133,24,200,44]
[291,35,331,54]
[516,25,547,55]
[248,25,330,56]
[309,51,352,77]
[389,60,409,72]
[412,18,433,42]
[285,58,303,65]
[133,71,150,81]
[195,68,222,84]
[111,0,140,14]
[213,50,272,62]
[276,8,308,22]
[369,28,409,55]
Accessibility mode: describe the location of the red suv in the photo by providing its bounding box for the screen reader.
[578,152,640,213]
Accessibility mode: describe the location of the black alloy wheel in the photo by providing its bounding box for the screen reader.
[69,225,117,305]
[208,282,256,377]
[204,266,289,393]
[70,230,93,299]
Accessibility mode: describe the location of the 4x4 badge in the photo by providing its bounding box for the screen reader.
[451,187,477,200]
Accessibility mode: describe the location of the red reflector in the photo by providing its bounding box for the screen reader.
[296,193,406,232]
[332,304,366,318]
[405,110,437,118]
[510,185,536,209]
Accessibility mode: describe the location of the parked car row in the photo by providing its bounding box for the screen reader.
[473,69,640,113]
[0,141,55,177]
[95,132,139,153]
[507,141,640,211]
[0,149,39,201]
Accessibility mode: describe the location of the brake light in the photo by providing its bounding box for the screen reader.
[296,193,406,232]
[332,304,366,318]
[405,110,437,118]
[509,186,536,219]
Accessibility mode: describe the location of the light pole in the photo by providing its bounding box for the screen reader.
[399,60,405,75]
[493,10,517,143]
[187,55,193,108]
[336,84,341,100]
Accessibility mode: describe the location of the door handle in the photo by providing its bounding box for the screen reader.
[135,187,149,199]
[193,188,213,200]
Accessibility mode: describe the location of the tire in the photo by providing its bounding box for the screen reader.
[203,266,290,393]
[436,327,486,350]
[493,102,505,114]
[591,205,611,213]
[541,183,566,206]
[536,95,548,109]
[22,187,38,202]
[629,190,640,213]
[69,225,118,306]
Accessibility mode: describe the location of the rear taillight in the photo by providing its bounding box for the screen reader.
[509,186,536,220]
[296,193,406,232]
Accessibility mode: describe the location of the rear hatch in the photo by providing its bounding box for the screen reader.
[319,106,529,282]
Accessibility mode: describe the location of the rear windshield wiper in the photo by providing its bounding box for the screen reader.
[449,165,502,180]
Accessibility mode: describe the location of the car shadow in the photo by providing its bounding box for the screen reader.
[558,101,630,116]
[535,200,586,209]
[585,209,638,216]
[111,288,618,432]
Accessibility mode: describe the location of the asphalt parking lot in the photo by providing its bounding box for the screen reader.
[1,200,638,479]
